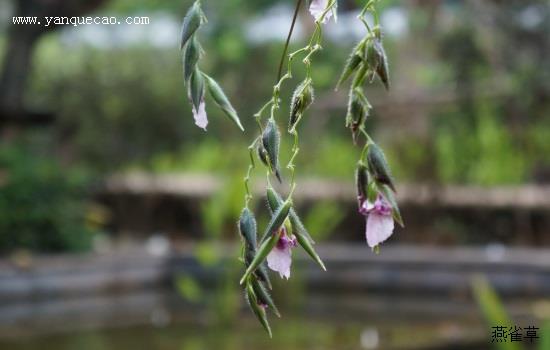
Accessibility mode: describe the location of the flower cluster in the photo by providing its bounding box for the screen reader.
[180,0,244,131]
[178,0,403,337]
[236,0,337,336]
[338,0,404,250]
[238,186,325,337]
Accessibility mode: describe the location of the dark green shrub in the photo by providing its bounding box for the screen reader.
[0,145,93,253]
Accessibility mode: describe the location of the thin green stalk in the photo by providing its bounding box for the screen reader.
[277,0,304,82]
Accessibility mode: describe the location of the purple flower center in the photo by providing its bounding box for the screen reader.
[276,233,297,250]
[360,195,392,216]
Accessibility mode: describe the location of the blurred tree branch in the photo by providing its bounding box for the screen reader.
[0,0,108,126]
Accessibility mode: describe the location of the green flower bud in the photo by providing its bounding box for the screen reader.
[257,143,269,168]
[259,198,292,245]
[266,187,322,268]
[289,80,314,131]
[380,184,404,227]
[255,263,272,290]
[244,249,272,290]
[266,187,280,214]
[245,283,272,337]
[239,208,257,248]
[188,67,205,112]
[367,143,396,192]
[180,0,205,50]
[241,231,279,285]
[355,163,369,201]
[240,207,272,289]
[366,38,390,90]
[203,73,244,131]
[266,187,315,244]
[336,52,362,90]
[251,277,280,317]
[183,36,200,82]
[346,89,370,143]
[241,199,292,284]
[262,118,282,182]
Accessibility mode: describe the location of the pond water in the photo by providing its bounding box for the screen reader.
[0,291,489,350]
[0,317,487,350]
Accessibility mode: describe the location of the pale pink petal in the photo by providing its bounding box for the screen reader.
[309,0,337,24]
[192,101,208,130]
[267,245,292,279]
[366,212,394,248]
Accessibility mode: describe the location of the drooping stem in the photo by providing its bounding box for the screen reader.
[277,0,304,82]
[242,0,336,204]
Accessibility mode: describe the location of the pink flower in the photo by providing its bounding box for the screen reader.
[192,100,208,130]
[309,0,337,24]
[267,230,297,279]
[360,195,394,248]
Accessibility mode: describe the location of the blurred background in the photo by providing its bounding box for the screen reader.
[0,0,549,349]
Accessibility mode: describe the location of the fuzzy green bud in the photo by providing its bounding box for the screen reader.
[366,38,390,90]
[266,187,315,244]
[355,163,369,202]
[188,67,205,111]
[180,1,205,49]
[251,277,280,317]
[246,283,272,337]
[367,143,396,192]
[239,208,257,248]
[289,80,314,131]
[262,118,282,182]
[241,199,292,284]
[336,52,362,90]
[183,36,200,82]
[380,184,404,227]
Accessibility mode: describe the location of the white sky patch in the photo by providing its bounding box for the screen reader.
[324,11,365,43]
[245,3,305,44]
[518,5,545,30]
[60,13,180,49]
[55,6,409,49]
[381,7,408,37]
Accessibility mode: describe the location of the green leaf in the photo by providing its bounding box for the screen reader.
[203,74,244,131]
[471,275,522,350]
[294,228,326,271]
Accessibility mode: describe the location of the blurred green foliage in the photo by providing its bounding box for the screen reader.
[1,0,549,253]
[0,142,93,253]
[24,0,547,184]
[472,275,549,350]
